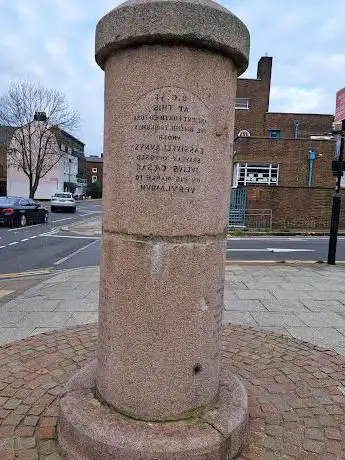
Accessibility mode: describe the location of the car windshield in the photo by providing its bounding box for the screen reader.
[54,193,72,198]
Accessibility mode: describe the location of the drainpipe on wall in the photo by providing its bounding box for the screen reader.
[307,148,316,187]
[294,120,300,139]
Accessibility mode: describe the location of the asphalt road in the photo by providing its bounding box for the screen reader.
[227,236,345,262]
[2,202,345,276]
[0,200,101,275]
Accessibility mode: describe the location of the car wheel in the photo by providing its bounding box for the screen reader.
[51,207,55,213]
[19,215,27,227]
[42,212,48,223]
[71,207,76,213]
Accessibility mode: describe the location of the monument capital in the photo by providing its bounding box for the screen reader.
[95,0,249,74]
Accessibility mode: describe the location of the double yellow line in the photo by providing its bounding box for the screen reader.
[0,268,52,280]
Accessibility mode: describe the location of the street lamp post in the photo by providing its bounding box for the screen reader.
[327,119,345,264]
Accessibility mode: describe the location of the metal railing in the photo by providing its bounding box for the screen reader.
[229,209,272,230]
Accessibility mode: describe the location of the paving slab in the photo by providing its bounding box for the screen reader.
[302,299,345,313]
[261,299,308,312]
[234,289,274,300]
[222,311,258,327]
[224,299,265,311]
[270,289,314,300]
[287,327,345,348]
[295,312,345,328]
[0,327,35,345]
[251,312,305,327]
[310,290,345,301]
[5,299,62,312]
[1,264,345,357]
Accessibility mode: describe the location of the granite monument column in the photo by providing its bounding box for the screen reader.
[59,0,250,458]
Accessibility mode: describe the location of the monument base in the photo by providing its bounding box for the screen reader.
[58,360,248,460]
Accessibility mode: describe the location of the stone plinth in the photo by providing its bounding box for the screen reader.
[59,0,250,458]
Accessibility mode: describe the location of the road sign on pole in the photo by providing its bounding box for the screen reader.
[328,88,345,264]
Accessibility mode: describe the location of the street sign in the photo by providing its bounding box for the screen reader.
[335,87,345,122]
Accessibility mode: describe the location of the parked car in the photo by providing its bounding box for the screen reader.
[73,193,86,200]
[51,192,76,213]
[0,196,49,227]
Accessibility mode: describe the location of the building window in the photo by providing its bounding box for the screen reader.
[238,130,251,137]
[60,144,66,152]
[233,163,279,187]
[269,129,281,139]
[68,146,72,154]
[235,98,249,110]
[92,167,98,173]
[92,175,98,183]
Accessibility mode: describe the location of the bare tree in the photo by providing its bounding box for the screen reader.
[0,81,79,198]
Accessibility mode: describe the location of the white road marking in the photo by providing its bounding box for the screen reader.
[8,224,44,232]
[0,246,5,249]
[21,238,29,242]
[41,228,60,236]
[53,240,99,266]
[227,248,315,253]
[8,242,19,246]
[51,217,75,223]
[266,248,315,253]
[227,249,271,252]
[42,234,100,240]
[228,236,345,241]
[30,236,37,239]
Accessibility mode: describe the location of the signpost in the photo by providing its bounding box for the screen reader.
[328,87,345,264]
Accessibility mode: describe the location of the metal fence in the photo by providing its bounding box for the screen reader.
[228,208,273,230]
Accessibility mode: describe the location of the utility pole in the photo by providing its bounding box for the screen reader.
[328,90,345,264]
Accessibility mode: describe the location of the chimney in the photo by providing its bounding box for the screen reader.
[257,56,273,112]
[34,111,48,122]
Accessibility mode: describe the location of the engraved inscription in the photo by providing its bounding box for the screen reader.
[132,87,208,196]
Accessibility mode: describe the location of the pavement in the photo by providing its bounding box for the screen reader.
[1,264,345,358]
[1,219,345,458]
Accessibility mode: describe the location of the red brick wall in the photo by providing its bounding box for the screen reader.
[234,137,336,188]
[85,161,103,184]
[234,57,333,140]
[246,186,345,230]
[235,80,267,137]
[235,57,272,137]
[265,113,334,138]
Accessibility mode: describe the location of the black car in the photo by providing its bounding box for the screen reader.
[0,197,49,227]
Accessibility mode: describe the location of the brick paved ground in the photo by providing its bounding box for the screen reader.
[0,324,344,459]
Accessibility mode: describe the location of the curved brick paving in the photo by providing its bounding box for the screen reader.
[0,324,344,459]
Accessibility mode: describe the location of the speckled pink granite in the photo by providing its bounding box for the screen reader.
[59,0,250,457]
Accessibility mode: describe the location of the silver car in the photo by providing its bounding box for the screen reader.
[51,192,76,213]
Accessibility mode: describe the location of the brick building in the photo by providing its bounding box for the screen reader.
[232,56,338,230]
[85,155,103,185]
[0,125,15,196]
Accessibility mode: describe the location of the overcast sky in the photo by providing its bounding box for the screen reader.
[0,0,343,154]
